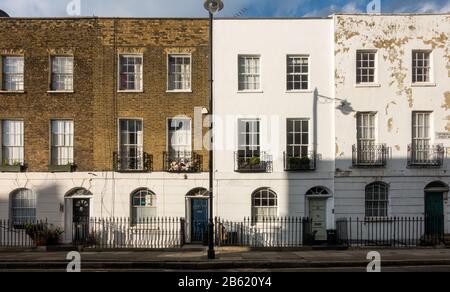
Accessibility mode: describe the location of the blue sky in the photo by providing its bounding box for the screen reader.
[0,0,449,17]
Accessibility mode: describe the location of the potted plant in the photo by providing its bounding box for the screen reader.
[24,222,64,246]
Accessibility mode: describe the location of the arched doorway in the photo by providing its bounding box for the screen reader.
[64,188,93,243]
[306,187,332,241]
[424,182,448,236]
[186,188,209,243]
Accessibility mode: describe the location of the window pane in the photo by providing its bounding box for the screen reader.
[168,55,191,91]
[2,56,24,91]
[119,55,143,91]
[11,189,36,225]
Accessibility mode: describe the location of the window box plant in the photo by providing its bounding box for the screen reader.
[0,160,25,172]
[288,156,311,170]
[48,163,76,173]
[238,156,264,171]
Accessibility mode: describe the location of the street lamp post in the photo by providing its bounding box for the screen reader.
[204,0,223,260]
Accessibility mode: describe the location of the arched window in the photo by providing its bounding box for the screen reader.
[252,188,278,221]
[131,188,156,223]
[10,188,36,225]
[365,182,389,217]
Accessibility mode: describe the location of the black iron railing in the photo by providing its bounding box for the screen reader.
[163,151,202,173]
[0,219,62,247]
[215,217,314,247]
[407,144,445,167]
[234,152,273,173]
[336,216,444,247]
[352,144,388,167]
[284,151,316,171]
[113,152,152,173]
[73,217,186,249]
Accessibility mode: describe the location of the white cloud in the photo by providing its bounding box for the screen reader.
[341,2,362,13]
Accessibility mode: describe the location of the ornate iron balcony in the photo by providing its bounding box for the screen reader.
[113,152,152,173]
[352,144,388,167]
[234,151,273,173]
[284,151,316,171]
[407,144,444,168]
[163,151,203,173]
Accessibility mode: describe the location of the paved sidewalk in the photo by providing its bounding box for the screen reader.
[0,248,450,270]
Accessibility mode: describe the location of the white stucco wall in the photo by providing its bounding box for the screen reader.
[213,19,336,226]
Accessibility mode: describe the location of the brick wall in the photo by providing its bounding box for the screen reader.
[0,18,209,172]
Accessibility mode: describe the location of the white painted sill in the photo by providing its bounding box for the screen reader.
[0,90,25,94]
[410,83,437,87]
[117,90,144,93]
[286,90,313,93]
[47,90,74,94]
[166,90,193,93]
[237,90,264,94]
[354,83,381,88]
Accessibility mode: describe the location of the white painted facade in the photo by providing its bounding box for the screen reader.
[212,19,336,239]
[333,15,450,231]
[1,14,449,243]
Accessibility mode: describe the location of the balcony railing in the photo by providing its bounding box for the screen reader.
[407,144,445,168]
[284,151,316,171]
[163,151,203,173]
[352,144,388,167]
[234,152,273,173]
[113,152,152,173]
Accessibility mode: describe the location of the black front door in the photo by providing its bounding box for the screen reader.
[191,199,208,243]
[73,198,90,243]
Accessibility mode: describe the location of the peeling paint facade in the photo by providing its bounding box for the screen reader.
[333,14,450,228]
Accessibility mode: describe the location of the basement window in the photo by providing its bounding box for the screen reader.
[1,56,24,91]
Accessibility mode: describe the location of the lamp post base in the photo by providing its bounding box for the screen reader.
[208,249,216,260]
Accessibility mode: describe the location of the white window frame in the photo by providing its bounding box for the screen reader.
[118,54,143,92]
[365,182,389,218]
[167,54,192,92]
[286,55,310,91]
[286,118,310,158]
[238,119,260,158]
[412,111,432,146]
[252,188,278,223]
[1,120,24,166]
[50,120,74,166]
[357,112,377,146]
[238,55,261,92]
[356,50,378,85]
[412,50,433,85]
[1,56,24,92]
[10,188,37,225]
[118,118,144,171]
[131,188,157,224]
[50,56,74,92]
